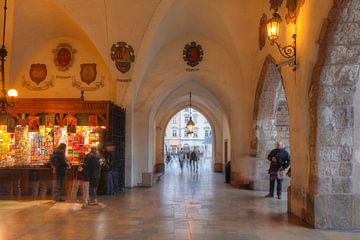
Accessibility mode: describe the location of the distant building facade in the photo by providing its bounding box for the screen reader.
[164,108,212,159]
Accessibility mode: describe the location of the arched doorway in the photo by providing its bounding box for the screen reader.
[163,107,213,172]
[250,56,290,191]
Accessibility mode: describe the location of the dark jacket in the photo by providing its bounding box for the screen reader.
[267,148,290,174]
[102,150,114,172]
[50,150,68,175]
[190,151,198,161]
[84,152,100,181]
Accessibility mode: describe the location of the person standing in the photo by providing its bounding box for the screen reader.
[265,141,290,199]
[51,143,68,202]
[70,161,90,208]
[190,148,198,171]
[178,148,185,170]
[103,144,114,195]
[85,147,100,205]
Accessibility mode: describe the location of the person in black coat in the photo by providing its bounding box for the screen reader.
[85,147,100,205]
[50,143,68,202]
[265,141,290,199]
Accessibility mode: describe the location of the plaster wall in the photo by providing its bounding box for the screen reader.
[10,0,115,101]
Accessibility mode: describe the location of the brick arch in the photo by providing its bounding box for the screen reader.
[308,0,360,229]
[250,55,290,190]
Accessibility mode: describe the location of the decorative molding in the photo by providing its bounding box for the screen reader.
[72,75,105,91]
[80,63,97,85]
[111,41,135,73]
[22,75,54,91]
[259,14,268,51]
[186,68,199,72]
[116,78,132,83]
[285,0,305,24]
[56,75,72,79]
[29,64,47,84]
[53,43,76,71]
[183,42,204,67]
[269,0,283,12]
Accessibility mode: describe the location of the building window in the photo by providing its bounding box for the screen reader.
[184,115,189,123]
[193,128,198,138]
[172,117,177,124]
[172,129,177,137]
[205,129,210,137]
[182,129,187,137]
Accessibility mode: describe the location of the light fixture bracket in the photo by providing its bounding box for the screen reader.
[270,33,297,71]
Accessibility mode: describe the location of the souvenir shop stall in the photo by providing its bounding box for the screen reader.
[0,98,125,198]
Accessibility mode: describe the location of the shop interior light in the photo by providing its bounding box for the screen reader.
[0,0,18,113]
[7,89,18,98]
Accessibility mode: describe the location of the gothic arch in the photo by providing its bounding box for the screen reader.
[250,55,290,191]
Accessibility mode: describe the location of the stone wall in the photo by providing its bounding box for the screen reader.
[309,0,360,229]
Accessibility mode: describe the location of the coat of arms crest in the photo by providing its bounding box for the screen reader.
[29,64,47,85]
[80,63,97,85]
[183,42,204,67]
[53,43,76,71]
[110,41,135,73]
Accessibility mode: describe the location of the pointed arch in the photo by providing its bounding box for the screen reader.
[249,55,290,191]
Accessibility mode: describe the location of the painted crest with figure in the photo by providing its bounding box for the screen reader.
[53,43,76,71]
[183,42,204,67]
[80,63,97,85]
[111,41,135,73]
[29,64,47,85]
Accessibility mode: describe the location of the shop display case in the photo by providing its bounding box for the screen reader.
[0,99,125,198]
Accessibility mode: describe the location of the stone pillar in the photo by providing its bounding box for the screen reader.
[308,0,360,229]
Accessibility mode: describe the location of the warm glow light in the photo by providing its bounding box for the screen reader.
[7,89,18,97]
[186,117,195,134]
[266,13,282,41]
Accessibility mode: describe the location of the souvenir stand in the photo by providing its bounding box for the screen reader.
[0,98,125,198]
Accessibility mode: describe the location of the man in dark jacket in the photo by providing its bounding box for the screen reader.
[103,144,115,195]
[85,147,100,205]
[190,149,198,171]
[51,143,68,202]
[265,141,290,199]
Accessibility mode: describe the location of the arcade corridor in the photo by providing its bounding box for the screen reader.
[0,169,358,239]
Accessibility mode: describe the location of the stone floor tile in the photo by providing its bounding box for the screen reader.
[0,167,360,239]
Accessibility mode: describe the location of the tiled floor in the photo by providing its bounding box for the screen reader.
[0,162,359,240]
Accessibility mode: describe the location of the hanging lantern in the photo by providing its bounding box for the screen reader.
[186,92,195,135]
[186,116,195,134]
[266,13,282,42]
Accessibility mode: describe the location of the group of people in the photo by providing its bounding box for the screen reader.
[50,143,118,209]
[175,148,200,171]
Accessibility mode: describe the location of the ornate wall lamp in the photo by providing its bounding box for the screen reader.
[185,92,195,135]
[266,13,297,70]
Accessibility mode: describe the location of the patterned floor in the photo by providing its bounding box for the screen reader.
[0,164,359,240]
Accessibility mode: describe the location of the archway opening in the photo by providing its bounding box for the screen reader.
[250,58,291,199]
[164,107,213,172]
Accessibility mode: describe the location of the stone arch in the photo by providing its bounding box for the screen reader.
[308,0,360,229]
[250,55,290,191]
[157,104,218,172]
